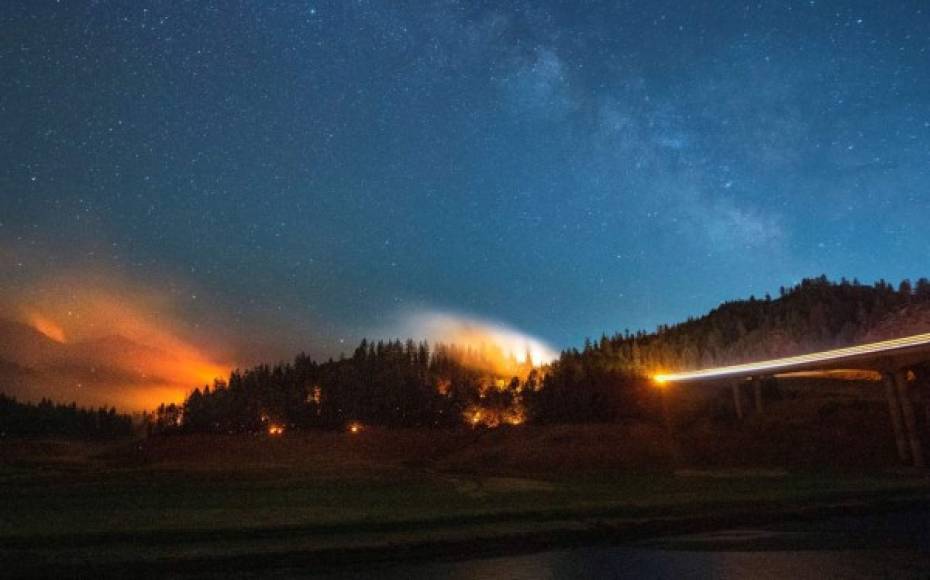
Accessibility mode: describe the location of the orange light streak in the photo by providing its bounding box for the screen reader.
[654,331,930,383]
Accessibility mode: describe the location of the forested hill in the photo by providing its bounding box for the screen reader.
[580,276,930,374]
[158,276,930,431]
[528,276,930,423]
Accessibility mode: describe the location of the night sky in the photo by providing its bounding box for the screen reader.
[3,1,930,364]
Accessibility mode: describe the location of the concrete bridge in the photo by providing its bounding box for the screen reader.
[654,332,930,468]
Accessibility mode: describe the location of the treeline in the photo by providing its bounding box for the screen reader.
[529,276,929,424]
[154,340,539,434]
[157,276,930,433]
[0,394,133,439]
[591,275,930,374]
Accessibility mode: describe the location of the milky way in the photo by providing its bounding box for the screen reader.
[3,1,930,365]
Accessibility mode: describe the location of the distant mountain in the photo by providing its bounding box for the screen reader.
[0,319,66,367]
[0,317,201,410]
[57,334,186,384]
[0,356,39,395]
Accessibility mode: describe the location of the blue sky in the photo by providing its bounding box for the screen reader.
[2,1,929,362]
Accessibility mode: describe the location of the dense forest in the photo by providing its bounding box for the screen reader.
[154,276,930,434]
[0,394,133,439]
[153,341,540,434]
[608,275,930,373]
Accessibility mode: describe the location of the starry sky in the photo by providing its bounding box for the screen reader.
[2,1,930,363]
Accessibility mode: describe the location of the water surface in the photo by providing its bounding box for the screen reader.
[318,509,930,579]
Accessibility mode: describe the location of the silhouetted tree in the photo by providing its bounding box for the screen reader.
[0,394,133,439]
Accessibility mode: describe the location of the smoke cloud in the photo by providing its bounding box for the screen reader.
[395,310,559,371]
[0,268,231,411]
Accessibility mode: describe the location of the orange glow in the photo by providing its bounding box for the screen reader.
[653,374,668,386]
[465,403,527,428]
[404,312,557,378]
[268,424,284,436]
[655,331,930,384]
[779,369,882,381]
[3,271,232,411]
[435,378,451,396]
[26,311,66,343]
[504,411,524,426]
[347,422,362,434]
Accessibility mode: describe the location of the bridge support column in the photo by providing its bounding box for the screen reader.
[753,378,764,415]
[659,386,680,465]
[894,370,925,468]
[883,372,910,464]
[732,382,744,421]
[916,369,930,428]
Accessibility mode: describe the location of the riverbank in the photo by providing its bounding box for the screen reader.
[2,429,929,577]
[9,491,930,578]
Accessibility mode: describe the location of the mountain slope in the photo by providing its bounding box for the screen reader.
[0,318,207,410]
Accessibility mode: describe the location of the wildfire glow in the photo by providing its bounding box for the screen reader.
[25,311,66,343]
[505,412,524,426]
[465,406,525,428]
[3,271,232,410]
[399,311,557,376]
[347,422,363,434]
[267,424,284,436]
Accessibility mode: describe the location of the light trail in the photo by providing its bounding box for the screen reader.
[654,331,930,383]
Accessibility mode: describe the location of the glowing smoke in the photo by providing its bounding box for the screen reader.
[24,310,67,343]
[398,310,558,371]
[1,270,231,410]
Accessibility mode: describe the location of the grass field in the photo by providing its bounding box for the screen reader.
[2,411,930,577]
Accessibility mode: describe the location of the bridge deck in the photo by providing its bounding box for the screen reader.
[654,332,930,384]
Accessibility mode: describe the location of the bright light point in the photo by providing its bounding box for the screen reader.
[267,424,284,436]
[348,422,362,434]
[653,375,668,386]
